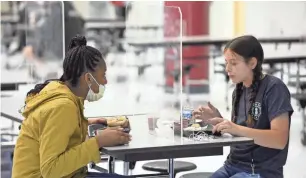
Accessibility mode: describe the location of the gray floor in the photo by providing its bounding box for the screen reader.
[1,52,306,178]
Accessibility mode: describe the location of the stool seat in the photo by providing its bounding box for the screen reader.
[142,161,197,174]
[180,172,213,178]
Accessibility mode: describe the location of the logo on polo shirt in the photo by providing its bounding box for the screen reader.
[252,102,262,120]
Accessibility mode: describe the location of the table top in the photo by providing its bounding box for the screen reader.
[1,15,19,23]
[263,55,306,63]
[101,129,253,161]
[291,93,306,100]
[84,18,124,23]
[85,22,162,30]
[102,133,253,153]
[101,114,253,161]
[1,69,34,84]
[1,91,27,123]
[126,35,306,47]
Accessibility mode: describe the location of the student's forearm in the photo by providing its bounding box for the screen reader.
[236,125,288,149]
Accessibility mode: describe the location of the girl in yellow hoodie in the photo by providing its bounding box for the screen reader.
[12,35,132,178]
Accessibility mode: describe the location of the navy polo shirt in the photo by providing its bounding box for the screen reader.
[226,75,294,178]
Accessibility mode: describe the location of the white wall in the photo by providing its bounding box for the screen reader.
[209,1,306,37]
[72,1,89,18]
[209,1,234,37]
[245,1,306,37]
[208,1,234,82]
[244,1,306,57]
[208,1,306,82]
[209,1,306,57]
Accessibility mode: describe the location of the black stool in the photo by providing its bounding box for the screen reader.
[142,161,197,176]
[180,172,213,178]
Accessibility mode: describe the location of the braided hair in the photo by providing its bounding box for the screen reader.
[27,35,105,97]
[226,35,264,127]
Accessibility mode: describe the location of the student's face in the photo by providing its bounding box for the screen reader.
[84,60,107,94]
[224,49,256,84]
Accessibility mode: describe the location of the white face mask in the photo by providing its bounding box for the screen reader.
[86,73,105,102]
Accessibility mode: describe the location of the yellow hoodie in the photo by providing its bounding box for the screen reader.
[12,81,101,178]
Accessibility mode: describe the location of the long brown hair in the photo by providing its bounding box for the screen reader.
[225,35,264,127]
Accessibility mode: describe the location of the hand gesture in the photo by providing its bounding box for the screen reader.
[95,127,131,147]
[212,119,239,136]
[192,102,222,124]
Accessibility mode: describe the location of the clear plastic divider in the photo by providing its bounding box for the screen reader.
[124,3,183,142]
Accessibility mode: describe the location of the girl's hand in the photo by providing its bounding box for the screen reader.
[192,102,222,125]
[213,119,240,136]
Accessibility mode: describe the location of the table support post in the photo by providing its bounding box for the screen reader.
[168,158,174,178]
[108,156,115,173]
[123,162,129,175]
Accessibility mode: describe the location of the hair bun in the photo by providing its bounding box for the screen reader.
[68,35,87,49]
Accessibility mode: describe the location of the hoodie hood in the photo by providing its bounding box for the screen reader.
[22,81,84,118]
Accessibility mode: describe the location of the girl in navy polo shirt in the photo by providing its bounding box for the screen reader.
[193,35,293,178]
